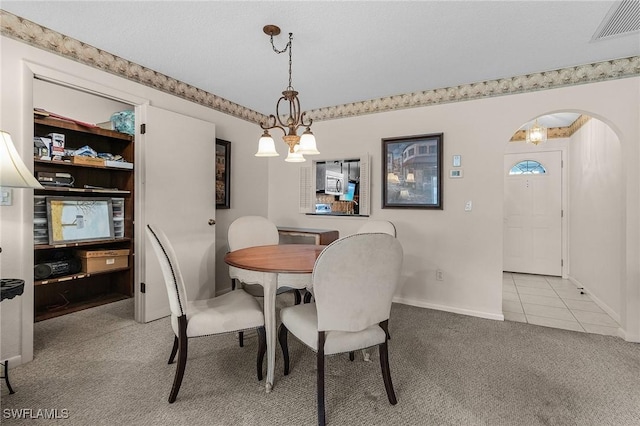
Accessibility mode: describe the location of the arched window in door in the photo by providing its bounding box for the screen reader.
[509,160,547,175]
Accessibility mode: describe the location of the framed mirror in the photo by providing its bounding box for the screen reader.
[300,154,370,217]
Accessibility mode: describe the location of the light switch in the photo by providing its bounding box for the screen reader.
[465,200,472,211]
[0,188,12,206]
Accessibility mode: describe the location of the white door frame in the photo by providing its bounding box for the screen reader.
[24,61,150,332]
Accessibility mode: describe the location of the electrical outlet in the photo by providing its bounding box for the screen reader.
[464,200,472,211]
[436,269,444,281]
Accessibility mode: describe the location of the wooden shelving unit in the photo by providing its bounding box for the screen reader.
[33,116,135,321]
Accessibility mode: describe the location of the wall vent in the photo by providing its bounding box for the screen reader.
[592,0,640,41]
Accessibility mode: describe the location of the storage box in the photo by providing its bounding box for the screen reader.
[105,160,133,169]
[70,156,105,167]
[33,137,51,157]
[76,249,130,273]
[47,133,65,157]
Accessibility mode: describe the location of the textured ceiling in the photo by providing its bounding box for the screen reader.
[2,1,639,117]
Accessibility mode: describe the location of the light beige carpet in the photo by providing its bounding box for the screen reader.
[2,297,639,425]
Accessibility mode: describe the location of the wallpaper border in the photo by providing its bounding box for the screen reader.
[2,10,639,125]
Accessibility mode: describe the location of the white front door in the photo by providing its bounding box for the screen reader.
[137,106,217,322]
[503,151,562,276]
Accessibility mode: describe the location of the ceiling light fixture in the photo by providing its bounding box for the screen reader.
[255,25,319,162]
[525,119,548,145]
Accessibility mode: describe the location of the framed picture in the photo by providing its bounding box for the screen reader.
[382,133,443,209]
[46,197,114,244]
[215,139,231,209]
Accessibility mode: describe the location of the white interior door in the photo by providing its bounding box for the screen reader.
[504,151,562,276]
[138,106,216,322]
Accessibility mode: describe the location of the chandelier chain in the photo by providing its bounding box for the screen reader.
[270,33,294,90]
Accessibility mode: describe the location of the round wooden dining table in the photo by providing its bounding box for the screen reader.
[224,244,326,392]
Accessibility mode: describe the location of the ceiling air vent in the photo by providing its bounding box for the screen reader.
[592,0,640,41]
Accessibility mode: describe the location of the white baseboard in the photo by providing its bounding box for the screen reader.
[4,355,23,368]
[567,276,621,324]
[393,296,504,321]
[615,327,638,342]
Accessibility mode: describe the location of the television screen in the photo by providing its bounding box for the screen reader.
[342,182,356,201]
[46,197,114,244]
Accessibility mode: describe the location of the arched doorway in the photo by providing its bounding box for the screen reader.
[502,112,624,338]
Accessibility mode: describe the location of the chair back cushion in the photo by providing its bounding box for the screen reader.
[146,224,188,317]
[356,220,396,237]
[313,233,403,332]
[228,216,279,251]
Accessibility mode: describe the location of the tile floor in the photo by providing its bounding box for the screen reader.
[503,272,620,337]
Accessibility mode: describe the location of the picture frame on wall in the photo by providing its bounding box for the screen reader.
[382,133,443,209]
[215,139,231,209]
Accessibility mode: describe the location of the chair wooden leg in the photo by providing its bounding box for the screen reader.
[349,351,355,361]
[278,323,290,375]
[293,289,302,305]
[238,331,244,347]
[168,336,178,364]
[256,326,266,381]
[169,316,188,403]
[231,278,236,290]
[303,291,313,304]
[317,331,326,426]
[378,321,397,405]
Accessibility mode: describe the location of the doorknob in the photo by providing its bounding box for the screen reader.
[208,219,216,226]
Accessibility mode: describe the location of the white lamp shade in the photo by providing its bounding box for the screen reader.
[284,145,306,163]
[0,130,44,189]
[298,128,319,155]
[406,173,415,182]
[255,133,279,157]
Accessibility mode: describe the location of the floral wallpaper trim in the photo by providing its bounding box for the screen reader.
[510,115,591,142]
[2,10,639,125]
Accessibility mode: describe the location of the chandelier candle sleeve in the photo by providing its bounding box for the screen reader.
[256,26,319,162]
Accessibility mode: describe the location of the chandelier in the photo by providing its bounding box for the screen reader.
[525,119,548,145]
[255,25,319,162]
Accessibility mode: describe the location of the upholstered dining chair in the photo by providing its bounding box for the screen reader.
[357,219,397,237]
[228,216,303,329]
[146,224,266,403]
[302,219,397,305]
[278,233,404,426]
[356,219,398,361]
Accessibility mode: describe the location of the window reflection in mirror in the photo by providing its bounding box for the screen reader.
[314,159,361,215]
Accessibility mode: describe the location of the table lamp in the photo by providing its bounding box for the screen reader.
[1,130,43,256]
[1,130,44,191]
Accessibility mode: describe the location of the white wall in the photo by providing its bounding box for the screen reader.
[33,79,131,124]
[0,36,269,365]
[2,33,639,372]
[568,118,622,320]
[267,78,640,341]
